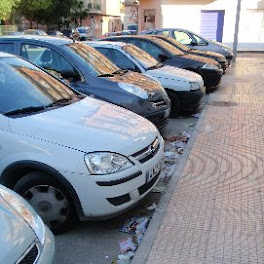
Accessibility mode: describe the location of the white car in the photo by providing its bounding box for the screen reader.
[87,41,205,116]
[76,26,92,40]
[0,52,164,233]
[0,184,55,264]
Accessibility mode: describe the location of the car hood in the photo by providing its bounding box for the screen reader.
[107,71,163,92]
[9,97,158,156]
[181,53,219,65]
[0,198,36,264]
[147,65,203,83]
[190,49,226,60]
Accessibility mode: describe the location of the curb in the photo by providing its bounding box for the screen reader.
[131,99,210,264]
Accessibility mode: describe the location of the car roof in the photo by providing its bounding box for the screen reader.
[87,41,128,47]
[0,35,74,46]
[141,28,198,34]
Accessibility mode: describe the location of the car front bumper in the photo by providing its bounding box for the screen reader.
[61,135,165,219]
[145,106,171,129]
[200,68,223,87]
[178,86,205,113]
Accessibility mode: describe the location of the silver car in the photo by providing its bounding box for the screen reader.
[0,185,55,264]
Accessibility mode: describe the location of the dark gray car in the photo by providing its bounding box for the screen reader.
[139,28,234,65]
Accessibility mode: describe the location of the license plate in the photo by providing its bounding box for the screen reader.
[146,161,162,183]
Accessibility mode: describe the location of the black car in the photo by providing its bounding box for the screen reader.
[0,36,171,128]
[101,35,223,88]
[151,35,228,72]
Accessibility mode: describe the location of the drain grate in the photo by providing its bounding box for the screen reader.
[209,101,238,107]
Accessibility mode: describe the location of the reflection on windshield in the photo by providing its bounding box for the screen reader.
[151,37,185,56]
[0,57,76,114]
[65,43,119,76]
[123,44,158,70]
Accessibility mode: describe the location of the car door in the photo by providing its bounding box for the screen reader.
[19,42,90,95]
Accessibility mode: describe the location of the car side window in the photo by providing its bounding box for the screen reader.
[20,44,81,81]
[192,34,207,45]
[0,43,15,54]
[112,50,139,71]
[131,40,164,60]
[96,47,115,61]
[173,31,193,45]
[156,30,170,37]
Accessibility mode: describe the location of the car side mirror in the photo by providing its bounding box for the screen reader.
[158,54,169,62]
[190,41,197,46]
[61,70,81,81]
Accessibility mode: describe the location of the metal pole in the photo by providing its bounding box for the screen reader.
[233,0,242,63]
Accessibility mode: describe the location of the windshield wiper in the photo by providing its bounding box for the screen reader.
[97,73,114,77]
[112,69,128,75]
[4,106,45,116]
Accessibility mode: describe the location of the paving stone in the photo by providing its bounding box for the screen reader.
[146,54,264,264]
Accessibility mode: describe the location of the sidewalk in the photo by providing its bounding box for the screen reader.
[135,53,264,264]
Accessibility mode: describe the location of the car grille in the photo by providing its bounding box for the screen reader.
[17,242,39,264]
[132,138,160,163]
[151,100,167,108]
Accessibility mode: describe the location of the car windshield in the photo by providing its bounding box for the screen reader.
[150,37,185,56]
[78,28,88,33]
[0,57,77,115]
[64,43,119,76]
[123,44,158,70]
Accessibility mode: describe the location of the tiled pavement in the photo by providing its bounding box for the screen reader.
[146,54,264,264]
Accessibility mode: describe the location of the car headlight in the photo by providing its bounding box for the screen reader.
[190,82,201,91]
[222,47,233,55]
[0,186,46,245]
[201,63,219,70]
[118,83,148,99]
[85,152,133,175]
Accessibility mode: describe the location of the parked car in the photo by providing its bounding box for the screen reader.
[149,34,228,72]
[0,52,165,233]
[76,26,92,40]
[23,29,48,36]
[139,28,234,65]
[88,41,205,116]
[127,24,138,35]
[47,30,64,37]
[103,32,122,37]
[0,35,171,128]
[0,184,55,263]
[101,35,223,88]
[61,28,80,41]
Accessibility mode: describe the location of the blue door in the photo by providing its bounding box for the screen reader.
[200,10,225,42]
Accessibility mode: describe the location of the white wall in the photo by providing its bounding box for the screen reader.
[161,0,264,50]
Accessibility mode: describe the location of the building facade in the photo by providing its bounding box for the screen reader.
[138,0,264,50]
[82,0,123,37]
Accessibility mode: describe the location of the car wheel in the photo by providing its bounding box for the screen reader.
[166,90,181,118]
[14,171,77,234]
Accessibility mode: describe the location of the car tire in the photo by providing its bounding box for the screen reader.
[166,90,181,118]
[14,171,77,234]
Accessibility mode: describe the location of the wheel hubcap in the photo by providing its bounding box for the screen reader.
[23,185,69,228]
